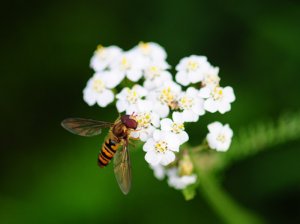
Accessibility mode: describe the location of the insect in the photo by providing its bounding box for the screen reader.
[61,115,138,195]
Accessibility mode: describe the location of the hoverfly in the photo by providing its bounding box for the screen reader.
[61,115,138,195]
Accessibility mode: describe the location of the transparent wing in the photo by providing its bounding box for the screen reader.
[114,142,131,195]
[61,118,114,137]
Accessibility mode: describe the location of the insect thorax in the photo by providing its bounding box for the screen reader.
[111,121,129,140]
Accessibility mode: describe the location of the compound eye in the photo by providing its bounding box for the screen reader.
[121,115,138,129]
[121,115,130,124]
[125,119,138,129]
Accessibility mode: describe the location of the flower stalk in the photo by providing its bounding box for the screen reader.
[190,150,264,224]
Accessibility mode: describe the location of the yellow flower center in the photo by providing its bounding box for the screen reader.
[179,96,194,109]
[155,140,168,153]
[137,112,152,128]
[216,134,226,143]
[92,79,105,93]
[187,60,199,72]
[147,66,160,79]
[171,123,184,134]
[212,87,224,100]
[203,74,220,87]
[139,41,150,54]
[126,89,139,104]
[159,87,176,105]
[120,56,131,70]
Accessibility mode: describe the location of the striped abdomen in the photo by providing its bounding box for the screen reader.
[98,138,119,167]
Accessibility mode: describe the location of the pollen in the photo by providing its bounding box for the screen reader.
[150,66,158,72]
[187,60,199,72]
[155,140,168,153]
[212,87,224,100]
[92,78,105,93]
[179,96,194,110]
[203,74,220,86]
[171,123,184,134]
[126,89,139,104]
[159,87,175,105]
[148,66,160,78]
[216,134,226,143]
[121,56,130,70]
[139,41,150,54]
[137,112,152,128]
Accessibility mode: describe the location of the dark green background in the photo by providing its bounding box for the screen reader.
[1,0,300,223]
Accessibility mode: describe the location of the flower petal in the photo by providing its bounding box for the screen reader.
[189,71,203,83]
[145,150,161,166]
[96,89,114,107]
[143,138,155,152]
[116,100,127,112]
[207,122,222,133]
[218,101,231,114]
[83,88,96,106]
[160,118,173,132]
[127,70,143,82]
[178,131,189,144]
[175,71,190,86]
[223,86,236,103]
[204,98,218,113]
[199,87,211,98]
[160,151,175,166]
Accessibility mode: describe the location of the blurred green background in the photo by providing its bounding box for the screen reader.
[1,0,300,223]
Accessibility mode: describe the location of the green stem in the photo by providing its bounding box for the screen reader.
[191,152,264,224]
[191,140,209,153]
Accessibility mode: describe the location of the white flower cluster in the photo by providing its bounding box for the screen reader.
[84,42,235,191]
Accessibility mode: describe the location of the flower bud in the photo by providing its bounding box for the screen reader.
[178,152,194,176]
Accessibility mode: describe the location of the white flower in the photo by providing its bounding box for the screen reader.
[150,164,166,180]
[131,42,167,63]
[147,81,182,118]
[143,130,180,166]
[143,62,172,90]
[110,51,145,82]
[201,66,220,88]
[175,55,211,86]
[116,85,149,114]
[199,86,235,114]
[206,122,233,152]
[83,72,118,107]
[160,112,189,145]
[177,87,205,122]
[130,111,160,142]
[167,168,197,190]
[90,45,122,72]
